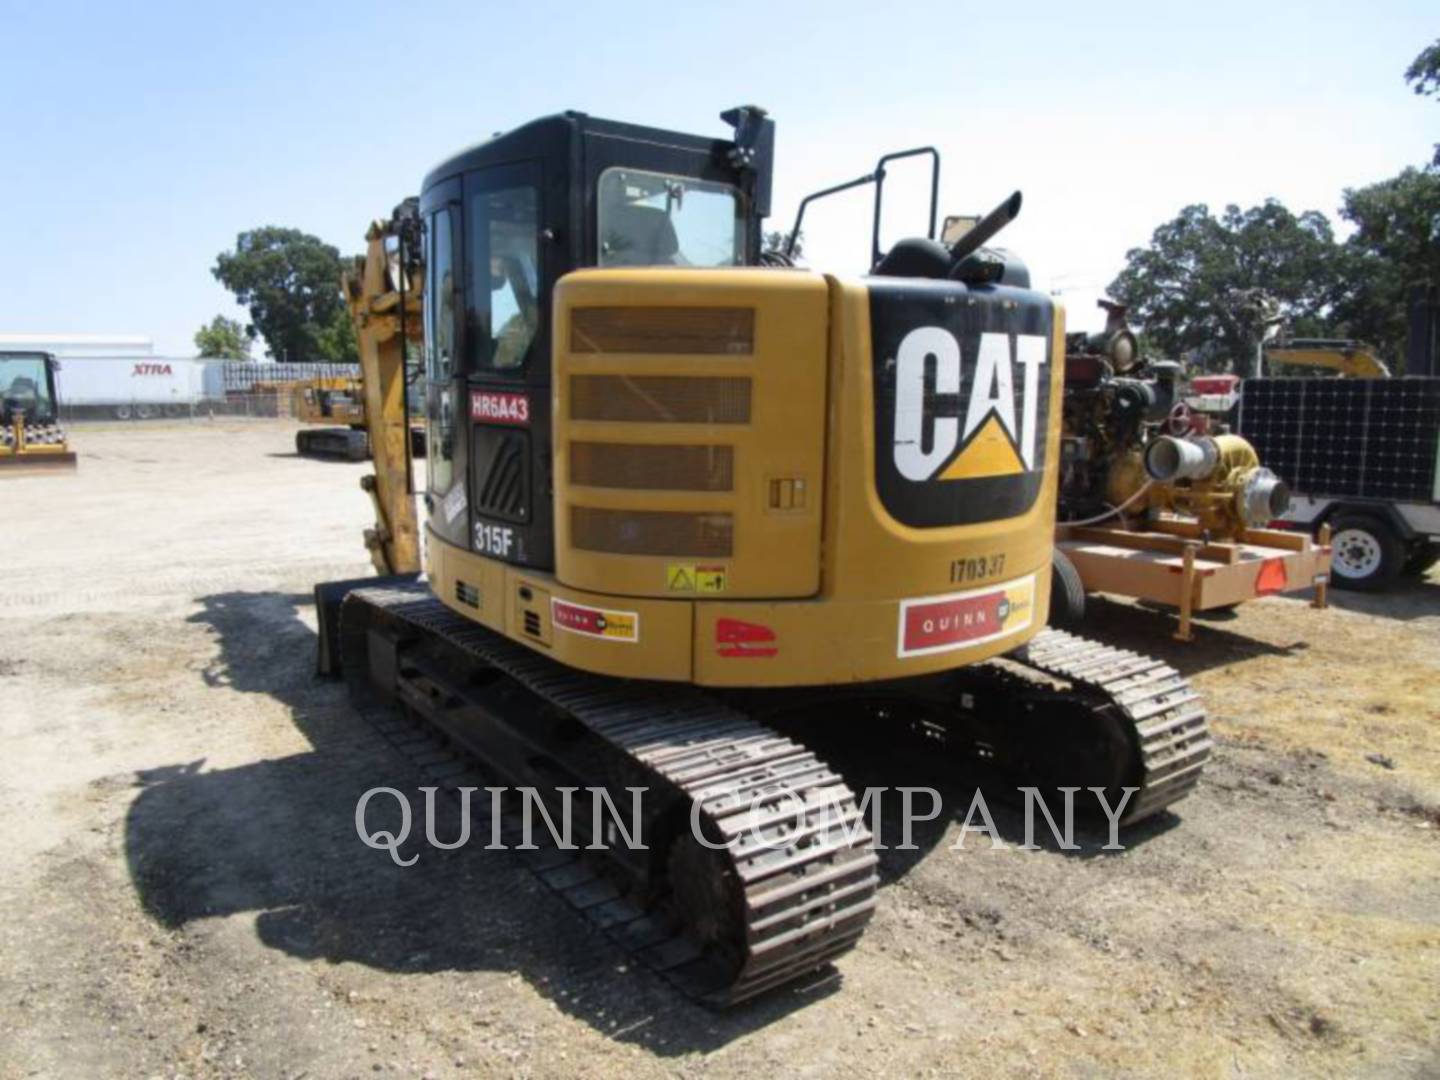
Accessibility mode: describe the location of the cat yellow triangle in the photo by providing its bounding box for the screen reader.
[939,414,1026,480]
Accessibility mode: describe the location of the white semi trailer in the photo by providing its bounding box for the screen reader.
[53,355,225,417]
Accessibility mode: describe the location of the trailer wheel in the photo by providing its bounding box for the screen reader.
[1328,514,1403,591]
[1049,547,1087,628]
[1402,541,1440,578]
[113,404,133,420]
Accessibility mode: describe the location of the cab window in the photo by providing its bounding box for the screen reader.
[468,185,540,371]
[424,206,457,493]
[598,168,744,268]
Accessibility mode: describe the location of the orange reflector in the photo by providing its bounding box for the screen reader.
[1256,558,1288,595]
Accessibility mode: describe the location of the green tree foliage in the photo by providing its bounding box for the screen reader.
[1107,201,1339,372]
[193,315,252,360]
[1332,168,1440,365]
[212,227,351,362]
[313,305,359,363]
[1406,36,1440,165]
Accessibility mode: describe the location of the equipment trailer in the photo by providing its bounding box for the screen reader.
[317,108,1212,1004]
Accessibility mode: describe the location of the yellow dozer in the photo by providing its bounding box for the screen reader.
[316,108,1212,1004]
[0,351,76,474]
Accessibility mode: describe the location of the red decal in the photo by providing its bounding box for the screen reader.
[716,618,777,658]
[902,591,1007,654]
[1256,558,1288,595]
[132,362,173,376]
[470,390,530,426]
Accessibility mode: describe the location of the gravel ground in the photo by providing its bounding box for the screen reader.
[2,422,1437,1079]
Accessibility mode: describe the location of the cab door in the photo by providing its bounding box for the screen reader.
[420,178,467,551]
[462,161,552,569]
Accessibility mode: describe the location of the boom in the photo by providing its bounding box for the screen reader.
[341,210,424,575]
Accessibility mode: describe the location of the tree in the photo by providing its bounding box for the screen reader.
[1331,167,1440,367]
[763,229,802,261]
[1107,201,1340,372]
[313,305,359,363]
[193,315,253,360]
[1406,36,1440,165]
[212,227,348,362]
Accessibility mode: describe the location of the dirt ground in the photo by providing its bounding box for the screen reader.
[2,421,1437,1080]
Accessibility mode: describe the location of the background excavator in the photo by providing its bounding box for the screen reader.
[316,107,1213,1005]
[1263,338,1391,378]
[291,372,428,462]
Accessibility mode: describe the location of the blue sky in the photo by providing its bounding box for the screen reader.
[1,0,1434,355]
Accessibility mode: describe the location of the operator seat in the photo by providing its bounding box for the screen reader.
[603,205,680,266]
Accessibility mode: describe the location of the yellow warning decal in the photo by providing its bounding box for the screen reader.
[667,564,728,593]
[696,566,727,593]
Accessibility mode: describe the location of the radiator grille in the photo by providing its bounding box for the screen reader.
[571,307,754,355]
[570,375,751,424]
[570,442,734,491]
[571,506,733,557]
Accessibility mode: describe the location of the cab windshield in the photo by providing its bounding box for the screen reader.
[0,355,57,424]
[598,168,744,268]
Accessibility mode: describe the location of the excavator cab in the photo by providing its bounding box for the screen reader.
[415,109,773,571]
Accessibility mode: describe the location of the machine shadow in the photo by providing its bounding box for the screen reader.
[1077,592,1311,677]
[124,590,840,1054]
[774,716,1182,877]
[1320,576,1440,621]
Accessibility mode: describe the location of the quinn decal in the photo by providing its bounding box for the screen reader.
[470,390,530,426]
[897,573,1036,658]
[551,598,639,643]
[894,328,1047,482]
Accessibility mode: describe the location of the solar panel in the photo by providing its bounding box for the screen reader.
[1237,378,1440,504]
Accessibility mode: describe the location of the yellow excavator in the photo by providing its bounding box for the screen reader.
[291,376,370,460]
[0,351,76,473]
[292,373,427,462]
[1264,338,1391,378]
[316,108,1212,1004]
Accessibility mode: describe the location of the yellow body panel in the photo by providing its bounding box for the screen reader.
[553,269,828,599]
[425,268,1067,688]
